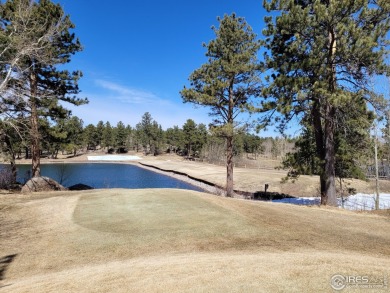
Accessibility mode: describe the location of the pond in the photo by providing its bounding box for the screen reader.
[13,163,203,192]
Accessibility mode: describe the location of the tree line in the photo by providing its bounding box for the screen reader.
[1,111,285,161]
[1,0,389,205]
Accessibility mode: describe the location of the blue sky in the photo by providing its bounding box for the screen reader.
[55,1,273,131]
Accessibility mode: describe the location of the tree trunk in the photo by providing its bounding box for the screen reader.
[323,103,337,206]
[311,98,326,196]
[25,146,29,159]
[321,26,338,206]
[226,81,234,197]
[29,68,40,177]
[226,135,234,196]
[3,133,17,183]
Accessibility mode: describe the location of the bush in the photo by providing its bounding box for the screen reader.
[0,165,15,189]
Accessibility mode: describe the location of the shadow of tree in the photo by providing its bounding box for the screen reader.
[0,254,17,281]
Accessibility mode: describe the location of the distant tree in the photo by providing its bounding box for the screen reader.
[42,117,67,158]
[64,116,84,156]
[201,135,226,163]
[181,14,262,196]
[165,126,184,154]
[0,0,87,177]
[83,124,98,150]
[242,133,264,159]
[133,123,143,153]
[150,121,165,155]
[182,119,197,157]
[194,123,208,155]
[114,121,127,152]
[95,121,105,148]
[139,112,153,153]
[102,121,113,151]
[125,124,132,149]
[136,112,164,155]
[263,0,390,205]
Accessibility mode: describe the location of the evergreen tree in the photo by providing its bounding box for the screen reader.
[283,101,374,184]
[102,121,113,151]
[114,121,127,152]
[95,121,105,148]
[242,133,264,159]
[181,14,262,196]
[140,112,153,153]
[165,126,184,154]
[136,112,164,155]
[195,123,208,155]
[134,123,143,153]
[125,124,132,150]
[0,118,24,182]
[263,0,390,205]
[83,124,98,150]
[147,121,164,156]
[0,0,87,177]
[182,119,197,157]
[42,117,67,158]
[63,116,84,156]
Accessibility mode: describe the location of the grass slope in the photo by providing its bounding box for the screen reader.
[1,189,389,292]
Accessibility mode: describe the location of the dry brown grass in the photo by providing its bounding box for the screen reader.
[141,154,390,196]
[1,189,389,292]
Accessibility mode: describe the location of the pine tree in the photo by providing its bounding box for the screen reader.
[114,121,127,152]
[181,14,262,196]
[165,126,184,154]
[182,119,198,158]
[64,116,84,156]
[102,121,113,151]
[83,124,98,150]
[1,0,87,177]
[95,121,105,148]
[263,0,390,205]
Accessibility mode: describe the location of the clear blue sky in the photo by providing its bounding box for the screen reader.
[55,1,277,132]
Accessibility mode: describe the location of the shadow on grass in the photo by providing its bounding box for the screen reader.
[0,254,17,284]
[235,190,296,201]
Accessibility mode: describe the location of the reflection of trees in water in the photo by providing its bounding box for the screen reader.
[54,164,72,185]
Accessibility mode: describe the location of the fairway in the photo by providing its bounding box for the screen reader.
[1,189,389,292]
[74,190,258,238]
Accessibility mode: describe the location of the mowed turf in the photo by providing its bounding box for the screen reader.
[1,189,389,292]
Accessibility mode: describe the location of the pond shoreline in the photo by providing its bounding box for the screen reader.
[5,151,390,198]
[8,158,246,198]
[6,159,229,195]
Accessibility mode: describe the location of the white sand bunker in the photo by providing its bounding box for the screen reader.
[87,155,142,161]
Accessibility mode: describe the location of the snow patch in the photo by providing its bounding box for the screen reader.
[87,155,142,161]
[272,193,390,211]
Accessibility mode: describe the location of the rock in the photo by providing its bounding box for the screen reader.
[21,176,67,193]
[68,183,93,191]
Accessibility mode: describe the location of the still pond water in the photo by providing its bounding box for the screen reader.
[15,163,203,192]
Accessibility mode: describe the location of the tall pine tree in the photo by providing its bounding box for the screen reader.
[263,0,390,205]
[181,14,262,196]
[1,0,87,177]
